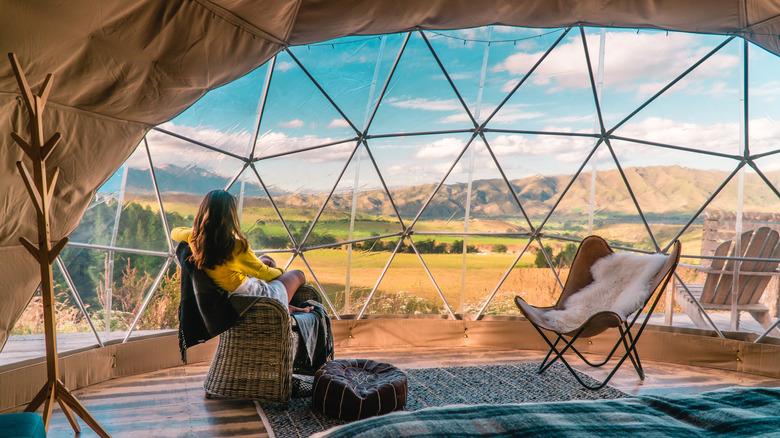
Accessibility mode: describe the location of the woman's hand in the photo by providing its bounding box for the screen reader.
[259,255,276,268]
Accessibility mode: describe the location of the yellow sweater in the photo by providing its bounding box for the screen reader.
[171,227,285,292]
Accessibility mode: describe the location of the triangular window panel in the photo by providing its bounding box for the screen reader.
[145,131,247,210]
[253,142,358,248]
[749,158,780,214]
[300,242,397,315]
[163,64,271,155]
[608,35,741,154]
[594,30,727,126]
[483,132,598,231]
[72,180,125,247]
[108,255,168,336]
[253,50,356,159]
[487,238,563,314]
[416,138,530,234]
[414,234,527,315]
[307,145,404,247]
[368,31,475,136]
[610,138,742,250]
[424,26,570,126]
[134,264,180,331]
[541,145,657,250]
[368,133,475,225]
[487,28,599,135]
[361,239,449,316]
[748,42,780,157]
[287,35,407,132]
[227,169,294,252]
[57,247,112,334]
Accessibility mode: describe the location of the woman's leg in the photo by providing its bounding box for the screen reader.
[275,270,313,313]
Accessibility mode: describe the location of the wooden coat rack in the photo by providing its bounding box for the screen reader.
[9,52,110,437]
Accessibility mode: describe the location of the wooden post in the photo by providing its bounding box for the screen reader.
[8,52,110,437]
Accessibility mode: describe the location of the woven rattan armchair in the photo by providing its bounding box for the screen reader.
[203,284,322,404]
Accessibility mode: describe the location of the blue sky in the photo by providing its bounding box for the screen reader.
[105,26,780,195]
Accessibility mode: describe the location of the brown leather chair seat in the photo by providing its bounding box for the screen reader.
[312,359,407,420]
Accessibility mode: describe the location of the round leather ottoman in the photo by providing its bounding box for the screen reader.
[312,359,407,420]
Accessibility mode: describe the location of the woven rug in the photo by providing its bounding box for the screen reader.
[257,362,629,437]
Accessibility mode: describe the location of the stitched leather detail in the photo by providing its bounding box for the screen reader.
[312,359,408,420]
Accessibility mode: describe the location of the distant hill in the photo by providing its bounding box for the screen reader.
[272,165,780,219]
[125,164,287,197]
[126,164,780,219]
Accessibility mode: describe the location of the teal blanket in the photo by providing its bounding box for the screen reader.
[312,387,780,437]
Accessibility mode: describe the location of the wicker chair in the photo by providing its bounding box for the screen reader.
[203,284,322,404]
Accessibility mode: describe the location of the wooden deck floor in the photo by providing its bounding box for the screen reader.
[5,346,777,437]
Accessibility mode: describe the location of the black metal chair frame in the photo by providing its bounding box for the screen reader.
[517,238,681,390]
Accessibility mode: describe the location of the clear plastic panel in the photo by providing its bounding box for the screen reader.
[144,129,247,239]
[353,237,447,316]
[287,35,406,131]
[300,242,399,315]
[368,31,474,135]
[162,64,270,155]
[748,42,780,158]
[108,254,168,334]
[253,50,357,159]
[227,168,294,251]
[368,132,478,224]
[307,145,404,246]
[608,35,742,154]
[414,234,532,315]
[418,137,530,233]
[486,237,562,313]
[489,27,598,134]
[423,27,571,126]
[610,137,741,251]
[483,131,601,234]
[57,247,111,333]
[252,142,358,249]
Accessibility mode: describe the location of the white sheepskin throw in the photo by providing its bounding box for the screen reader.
[542,251,668,333]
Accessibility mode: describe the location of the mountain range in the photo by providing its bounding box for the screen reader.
[126,164,780,219]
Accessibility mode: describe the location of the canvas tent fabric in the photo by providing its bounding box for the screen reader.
[2,0,780,350]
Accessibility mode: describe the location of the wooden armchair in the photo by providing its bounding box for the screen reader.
[674,226,780,336]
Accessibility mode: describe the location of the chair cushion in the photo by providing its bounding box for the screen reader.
[0,413,46,438]
[312,359,407,421]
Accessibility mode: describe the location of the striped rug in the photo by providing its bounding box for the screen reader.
[259,362,628,438]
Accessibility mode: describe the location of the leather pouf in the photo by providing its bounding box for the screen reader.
[312,359,407,421]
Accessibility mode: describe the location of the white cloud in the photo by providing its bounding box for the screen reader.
[439,103,544,124]
[390,97,462,111]
[279,119,304,128]
[617,117,739,155]
[413,137,466,160]
[254,130,354,163]
[494,32,739,96]
[276,61,295,72]
[489,133,594,160]
[328,119,350,128]
[132,123,251,174]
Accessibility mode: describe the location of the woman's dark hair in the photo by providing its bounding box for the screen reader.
[190,190,249,270]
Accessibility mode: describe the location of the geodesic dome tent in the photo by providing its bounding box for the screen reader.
[3,0,780,356]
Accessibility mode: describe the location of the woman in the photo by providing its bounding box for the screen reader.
[171,190,312,314]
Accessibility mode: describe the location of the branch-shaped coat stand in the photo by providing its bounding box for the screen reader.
[9,53,110,437]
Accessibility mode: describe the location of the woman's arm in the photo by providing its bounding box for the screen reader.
[171,227,192,242]
[236,248,286,281]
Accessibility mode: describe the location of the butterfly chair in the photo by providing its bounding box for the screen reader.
[674,226,780,336]
[514,236,681,390]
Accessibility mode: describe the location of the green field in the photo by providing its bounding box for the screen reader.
[146,199,704,315]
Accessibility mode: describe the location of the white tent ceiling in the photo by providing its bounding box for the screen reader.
[2,0,780,349]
